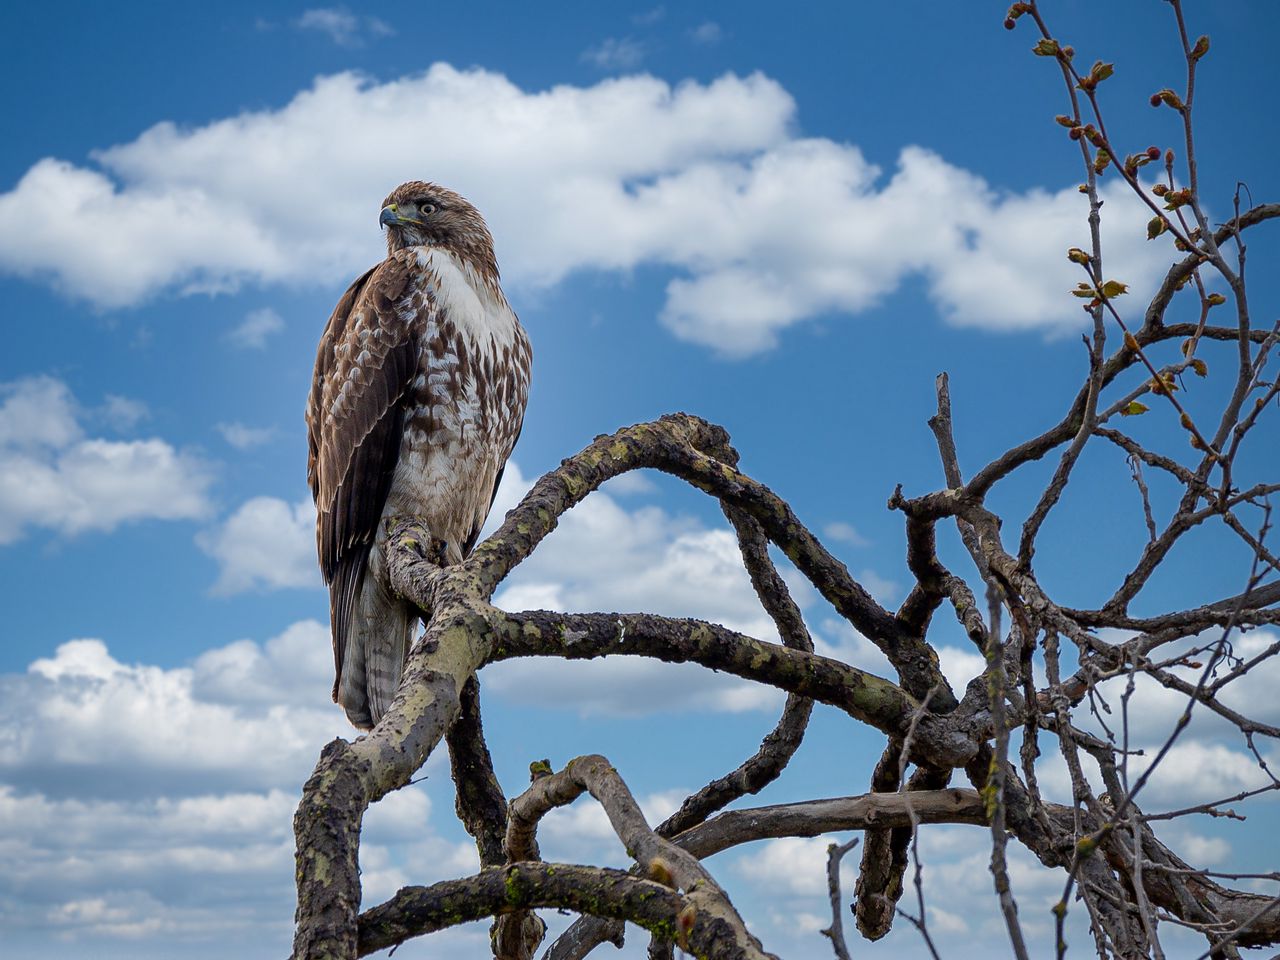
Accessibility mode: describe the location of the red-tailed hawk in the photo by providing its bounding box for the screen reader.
[306,182,531,729]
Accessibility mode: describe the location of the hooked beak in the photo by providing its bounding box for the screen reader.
[380,204,424,229]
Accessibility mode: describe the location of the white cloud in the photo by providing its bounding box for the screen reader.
[215,421,275,449]
[0,375,80,449]
[227,307,284,349]
[1124,741,1276,806]
[485,466,798,715]
[1162,828,1230,866]
[197,496,318,594]
[0,377,213,544]
[1,635,342,796]
[0,625,458,952]
[1028,632,1280,811]
[537,788,686,865]
[191,619,333,707]
[600,471,658,496]
[0,66,1168,353]
[1085,628,1280,745]
[295,8,392,46]
[581,37,646,70]
[734,836,853,896]
[937,644,986,692]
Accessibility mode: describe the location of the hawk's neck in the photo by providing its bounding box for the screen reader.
[412,247,519,347]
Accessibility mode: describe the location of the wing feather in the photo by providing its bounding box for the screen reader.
[306,256,418,695]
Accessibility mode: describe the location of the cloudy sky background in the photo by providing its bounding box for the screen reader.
[1,2,1277,958]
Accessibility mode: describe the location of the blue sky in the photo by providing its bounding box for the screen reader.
[1,3,1277,958]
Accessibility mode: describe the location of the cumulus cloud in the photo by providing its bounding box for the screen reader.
[1026,628,1280,807]
[1,634,342,797]
[0,65,1169,353]
[483,463,797,715]
[0,624,459,954]
[477,462,984,718]
[227,306,284,349]
[729,825,1097,957]
[734,835,853,896]
[1088,628,1280,744]
[0,377,213,544]
[197,496,318,593]
[537,788,686,865]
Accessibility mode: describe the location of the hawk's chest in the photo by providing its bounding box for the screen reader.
[400,249,527,456]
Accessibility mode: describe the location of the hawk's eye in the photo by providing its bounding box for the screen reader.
[418,202,437,216]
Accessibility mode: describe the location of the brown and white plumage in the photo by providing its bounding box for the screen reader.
[306,182,531,729]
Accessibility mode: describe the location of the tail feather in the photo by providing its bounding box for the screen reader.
[336,551,417,730]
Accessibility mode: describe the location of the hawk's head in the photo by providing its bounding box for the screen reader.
[379,181,498,279]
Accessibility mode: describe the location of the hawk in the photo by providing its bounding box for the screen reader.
[306,182,531,729]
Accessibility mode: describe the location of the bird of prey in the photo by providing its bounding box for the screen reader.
[306,182,531,729]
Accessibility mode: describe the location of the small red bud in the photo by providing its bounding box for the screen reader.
[1150,93,1162,107]
[1069,126,1083,140]
[1165,148,1175,165]
[1152,183,1169,196]
[1004,17,1017,29]
[1146,146,1160,160]
[1062,45,1074,59]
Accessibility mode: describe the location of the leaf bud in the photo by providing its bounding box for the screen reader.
[1146,146,1161,160]
[647,858,676,888]
[676,904,698,951]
